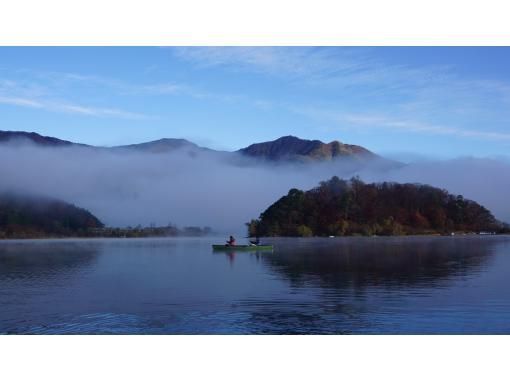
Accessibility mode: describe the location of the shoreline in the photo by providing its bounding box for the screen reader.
[1,232,508,242]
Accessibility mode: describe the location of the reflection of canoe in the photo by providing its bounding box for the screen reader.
[212,244,273,251]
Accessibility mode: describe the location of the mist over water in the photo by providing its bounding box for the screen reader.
[0,143,508,232]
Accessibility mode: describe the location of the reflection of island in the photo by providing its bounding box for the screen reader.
[233,236,502,334]
[260,236,498,289]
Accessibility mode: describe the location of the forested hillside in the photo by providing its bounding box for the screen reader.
[247,176,507,237]
[0,193,104,238]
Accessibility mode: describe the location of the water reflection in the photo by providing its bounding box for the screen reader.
[0,240,100,281]
[0,240,102,334]
[261,236,498,289]
[212,250,265,266]
[1,236,509,334]
[227,236,503,334]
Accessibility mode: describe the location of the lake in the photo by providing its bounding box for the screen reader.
[1,235,509,334]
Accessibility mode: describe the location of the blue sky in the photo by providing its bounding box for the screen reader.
[1,46,510,158]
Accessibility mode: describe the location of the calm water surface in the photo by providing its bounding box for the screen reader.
[1,235,509,334]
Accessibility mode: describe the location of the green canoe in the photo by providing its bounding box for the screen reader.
[212,244,273,251]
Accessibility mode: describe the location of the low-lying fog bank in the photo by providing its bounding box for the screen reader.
[0,144,508,234]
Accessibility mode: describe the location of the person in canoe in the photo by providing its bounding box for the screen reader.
[226,235,236,246]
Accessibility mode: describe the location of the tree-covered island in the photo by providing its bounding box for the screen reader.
[247,176,509,237]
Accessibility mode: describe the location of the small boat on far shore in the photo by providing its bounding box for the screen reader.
[212,244,273,251]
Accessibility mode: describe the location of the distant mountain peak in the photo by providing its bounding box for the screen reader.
[238,135,376,162]
[114,137,201,153]
[152,138,195,144]
[0,130,83,147]
[276,135,316,143]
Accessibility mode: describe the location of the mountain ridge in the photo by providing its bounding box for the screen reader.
[0,130,381,163]
[238,135,377,162]
[0,130,87,147]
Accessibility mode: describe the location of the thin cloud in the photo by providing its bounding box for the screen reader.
[0,95,43,108]
[343,114,510,141]
[0,77,151,120]
[135,82,242,103]
[172,47,372,82]
[171,47,451,90]
[291,106,510,142]
[51,103,149,119]
[0,93,150,120]
[28,68,244,104]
